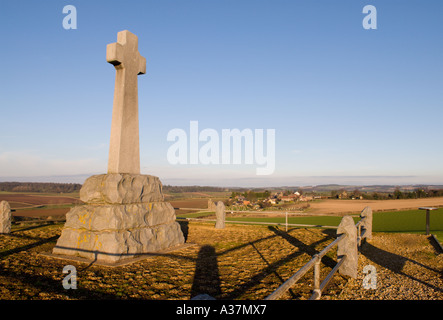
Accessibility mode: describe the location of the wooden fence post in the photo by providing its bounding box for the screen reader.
[337,216,358,279]
[285,212,288,232]
[312,255,321,299]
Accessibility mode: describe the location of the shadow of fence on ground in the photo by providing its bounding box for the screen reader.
[218,226,340,299]
[361,242,443,293]
[0,235,59,259]
[0,261,123,299]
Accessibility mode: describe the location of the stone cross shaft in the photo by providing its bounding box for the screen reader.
[106,30,146,174]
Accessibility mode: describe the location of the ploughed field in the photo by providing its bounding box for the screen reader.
[0,193,82,219]
[3,192,443,218]
[307,197,443,215]
[0,192,218,218]
[0,193,81,206]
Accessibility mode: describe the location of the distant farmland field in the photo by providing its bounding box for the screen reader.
[0,192,82,218]
[0,193,81,206]
[225,209,443,236]
[307,197,443,215]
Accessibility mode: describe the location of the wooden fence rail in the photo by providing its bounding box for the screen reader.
[176,216,339,230]
[265,232,347,300]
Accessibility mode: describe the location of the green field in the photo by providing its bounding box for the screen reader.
[178,209,443,244]
[227,209,443,235]
[182,209,443,231]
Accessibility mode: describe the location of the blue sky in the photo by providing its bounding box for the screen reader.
[0,0,442,187]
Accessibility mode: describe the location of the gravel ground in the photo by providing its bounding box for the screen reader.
[337,233,442,300]
[0,222,441,300]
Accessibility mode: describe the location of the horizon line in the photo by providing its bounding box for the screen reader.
[1,173,443,188]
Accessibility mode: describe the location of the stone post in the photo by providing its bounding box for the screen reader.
[337,215,358,278]
[215,201,225,229]
[208,199,216,211]
[0,201,12,234]
[360,206,373,240]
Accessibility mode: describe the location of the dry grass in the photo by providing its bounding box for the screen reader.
[0,221,441,300]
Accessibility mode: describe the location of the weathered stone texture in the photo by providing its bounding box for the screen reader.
[208,199,216,211]
[107,30,146,175]
[53,174,185,263]
[80,173,164,204]
[0,201,11,234]
[337,215,358,279]
[63,202,176,231]
[53,221,184,263]
[360,206,373,240]
[215,201,225,229]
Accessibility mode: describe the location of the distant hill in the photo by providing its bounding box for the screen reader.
[250,184,443,193]
[1,181,442,196]
[0,182,82,193]
[162,185,242,193]
[300,184,443,193]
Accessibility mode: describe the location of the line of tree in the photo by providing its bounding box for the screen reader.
[390,188,443,199]
[0,182,82,193]
[162,185,232,193]
[331,187,443,200]
[231,190,271,201]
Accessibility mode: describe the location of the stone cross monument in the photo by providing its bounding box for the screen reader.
[53,30,185,264]
[106,30,146,175]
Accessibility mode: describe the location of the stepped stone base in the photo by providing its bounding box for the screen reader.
[52,173,185,263]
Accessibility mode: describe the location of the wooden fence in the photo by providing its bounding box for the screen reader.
[265,206,373,300]
[177,205,373,300]
[175,208,340,230]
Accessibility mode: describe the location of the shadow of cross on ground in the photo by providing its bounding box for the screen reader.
[190,245,221,298]
[190,226,341,300]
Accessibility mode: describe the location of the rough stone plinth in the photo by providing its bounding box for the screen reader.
[63,202,176,231]
[337,215,358,279]
[53,174,185,263]
[0,201,11,234]
[80,173,163,204]
[215,201,225,229]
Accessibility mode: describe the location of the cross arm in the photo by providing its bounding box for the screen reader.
[138,54,146,75]
[106,42,124,67]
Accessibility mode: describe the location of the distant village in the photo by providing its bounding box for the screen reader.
[223,190,325,211]
[221,190,386,210]
[218,186,443,211]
